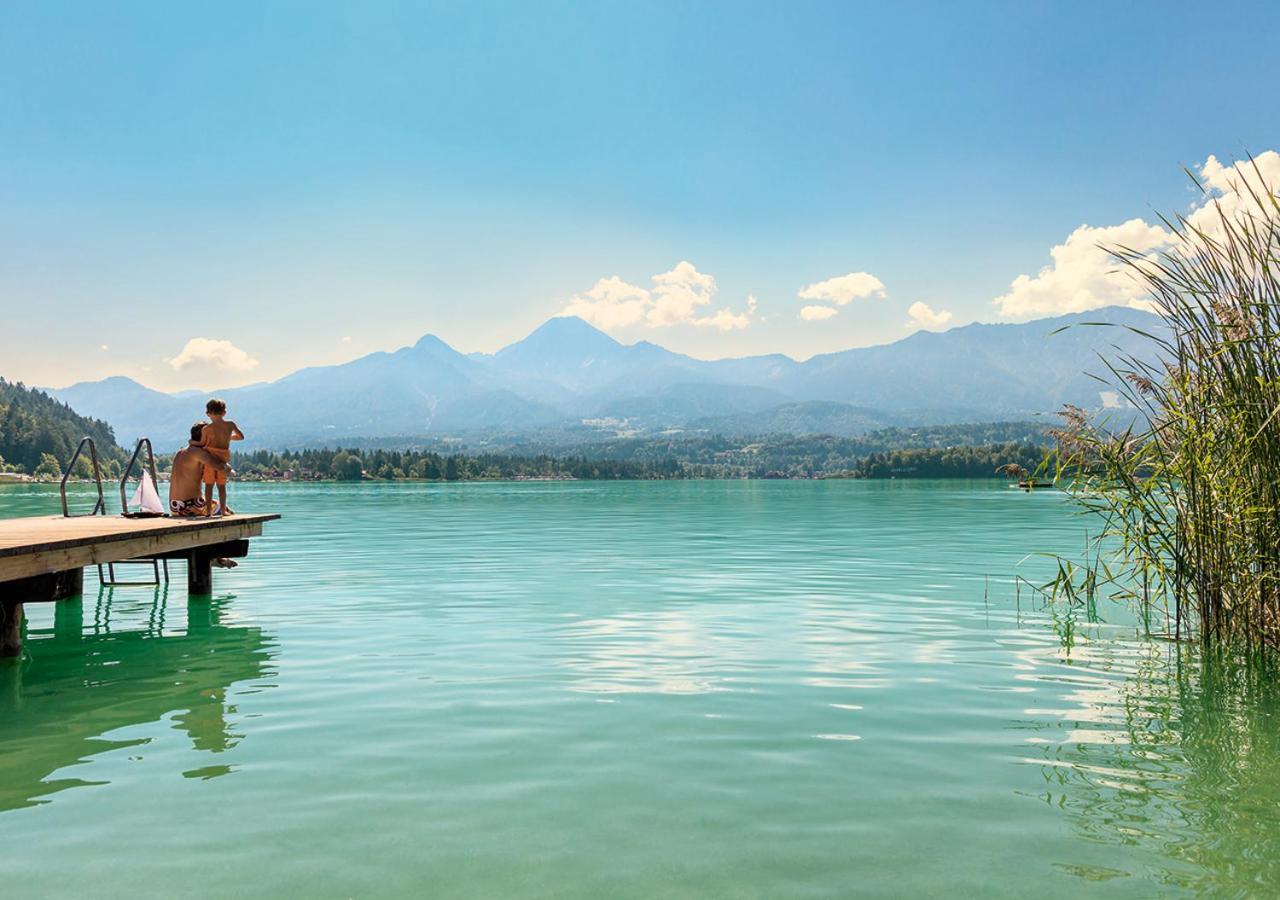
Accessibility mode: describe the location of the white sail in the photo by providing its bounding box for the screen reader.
[129,471,165,514]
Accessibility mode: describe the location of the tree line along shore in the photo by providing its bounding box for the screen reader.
[217,440,1048,482]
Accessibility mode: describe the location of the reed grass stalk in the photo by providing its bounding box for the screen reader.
[1044,157,1280,650]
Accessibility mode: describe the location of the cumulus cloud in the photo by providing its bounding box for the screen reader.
[559,261,756,331]
[798,272,886,306]
[799,305,838,321]
[905,301,953,330]
[693,295,758,331]
[1189,151,1280,233]
[167,338,259,373]
[995,150,1280,320]
[993,219,1169,319]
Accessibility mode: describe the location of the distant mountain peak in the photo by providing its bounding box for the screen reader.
[497,315,622,361]
[533,315,619,343]
[412,333,464,356]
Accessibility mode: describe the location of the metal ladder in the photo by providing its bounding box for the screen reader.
[59,436,106,517]
[59,436,169,586]
[102,437,169,586]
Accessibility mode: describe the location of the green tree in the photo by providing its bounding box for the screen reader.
[331,451,364,481]
[444,455,461,481]
[33,452,62,480]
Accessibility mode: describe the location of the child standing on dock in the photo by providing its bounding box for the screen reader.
[199,398,244,516]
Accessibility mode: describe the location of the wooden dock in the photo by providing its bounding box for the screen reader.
[0,513,280,658]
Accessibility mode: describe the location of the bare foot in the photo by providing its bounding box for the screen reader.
[212,558,239,568]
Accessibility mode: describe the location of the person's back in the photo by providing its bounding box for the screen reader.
[201,417,239,451]
[170,423,227,516]
[199,398,244,515]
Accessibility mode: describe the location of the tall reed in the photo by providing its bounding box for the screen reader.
[1046,158,1280,650]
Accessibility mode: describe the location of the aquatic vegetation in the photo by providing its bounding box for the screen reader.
[1045,158,1280,649]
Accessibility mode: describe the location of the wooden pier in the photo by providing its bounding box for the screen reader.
[0,514,279,658]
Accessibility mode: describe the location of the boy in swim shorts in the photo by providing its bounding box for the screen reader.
[198,398,244,517]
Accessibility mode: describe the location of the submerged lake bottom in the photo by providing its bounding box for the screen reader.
[2,479,1278,897]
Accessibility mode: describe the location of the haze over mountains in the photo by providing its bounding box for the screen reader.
[48,307,1161,449]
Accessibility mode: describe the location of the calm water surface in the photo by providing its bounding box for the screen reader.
[1,480,1278,897]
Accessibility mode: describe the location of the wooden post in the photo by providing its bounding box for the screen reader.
[1,601,22,659]
[188,552,213,596]
[53,568,83,600]
[0,568,83,659]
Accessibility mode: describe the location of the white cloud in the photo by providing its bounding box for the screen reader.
[799,305,838,321]
[559,261,756,331]
[100,344,109,351]
[994,219,1171,319]
[1189,151,1280,233]
[560,275,652,329]
[167,338,259,373]
[905,301,953,330]
[693,295,758,331]
[649,261,719,326]
[995,150,1280,320]
[342,335,353,344]
[798,272,886,306]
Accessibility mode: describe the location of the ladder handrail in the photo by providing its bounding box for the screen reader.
[119,437,160,514]
[60,436,106,517]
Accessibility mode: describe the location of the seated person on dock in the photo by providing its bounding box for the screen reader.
[198,398,244,517]
[169,424,230,517]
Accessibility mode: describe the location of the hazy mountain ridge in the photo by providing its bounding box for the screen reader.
[46,307,1162,449]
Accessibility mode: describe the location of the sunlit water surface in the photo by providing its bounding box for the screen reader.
[2,480,1278,897]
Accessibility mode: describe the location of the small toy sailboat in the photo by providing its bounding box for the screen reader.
[125,471,166,517]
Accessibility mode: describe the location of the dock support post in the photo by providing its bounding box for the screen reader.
[188,552,213,596]
[1,601,22,659]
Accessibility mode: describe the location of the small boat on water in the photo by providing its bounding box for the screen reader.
[995,463,1054,491]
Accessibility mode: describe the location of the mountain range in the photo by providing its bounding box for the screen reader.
[46,307,1162,449]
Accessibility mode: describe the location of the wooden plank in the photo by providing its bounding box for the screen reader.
[0,520,268,582]
[0,514,279,557]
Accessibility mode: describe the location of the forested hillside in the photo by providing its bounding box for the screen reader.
[226,424,1051,481]
[0,378,125,476]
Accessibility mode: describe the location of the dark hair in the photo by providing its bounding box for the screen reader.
[206,398,226,415]
[190,422,206,442]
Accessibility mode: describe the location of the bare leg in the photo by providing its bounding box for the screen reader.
[217,484,231,516]
[203,481,214,513]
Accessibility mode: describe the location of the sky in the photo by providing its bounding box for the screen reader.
[2,1,1278,392]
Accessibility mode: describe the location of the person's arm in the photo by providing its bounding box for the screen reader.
[230,421,245,441]
[198,424,211,447]
[187,446,229,471]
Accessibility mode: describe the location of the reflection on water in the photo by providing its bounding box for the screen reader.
[1019,635,1280,893]
[0,585,276,811]
[2,480,1279,897]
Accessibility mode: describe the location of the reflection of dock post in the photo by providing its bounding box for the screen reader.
[55,593,85,643]
[187,593,219,630]
[1,601,22,659]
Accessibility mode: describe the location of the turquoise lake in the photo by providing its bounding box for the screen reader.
[2,480,1278,897]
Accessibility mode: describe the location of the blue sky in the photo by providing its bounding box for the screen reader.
[2,1,1278,391]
